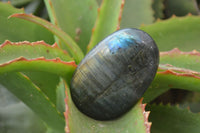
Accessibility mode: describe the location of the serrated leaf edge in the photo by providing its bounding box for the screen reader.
[140,99,151,133]
[141,13,197,27]
[0,40,70,55]
[0,1,24,12]
[158,69,200,79]
[9,13,84,63]
[0,56,76,67]
[160,48,200,56]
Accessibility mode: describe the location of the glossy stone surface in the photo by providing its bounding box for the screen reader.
[70,28,159,120]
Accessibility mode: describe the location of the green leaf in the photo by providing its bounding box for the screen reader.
[140,15,200,51]
[0,40,72,63]
[143,68,200,103]
[0,2,54,44]
[87,0,125,52]
[146,104,200,133]
[160,48,200,72]
[0,41,75,105]
[65,84,150,133]
[24,71,60,106]
[0,85,47,133]
[0,57,76,79]
[0,72,65,133]
[165,0,200,17]
[144,49,200,103]
[44,0,98,54]
[10,13,84,63]
[121,0,154,28]
[56,79,66,115]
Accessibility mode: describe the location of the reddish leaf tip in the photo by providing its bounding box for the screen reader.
[187,13,192,16]
[64,88,70,133]
[9,13,31,18]
[156,18,161,22]
[171,14,177,18]
[8,13,21,19]
[0,56,76,68]
[52,42,59,48]
[158,69,200,79]
[0,40,70,56]
[140,99,151,133]
[117,0,125,30]
[159,64,200,75]
[160,48,200,56]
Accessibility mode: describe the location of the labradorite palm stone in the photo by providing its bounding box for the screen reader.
[70,28,159,120]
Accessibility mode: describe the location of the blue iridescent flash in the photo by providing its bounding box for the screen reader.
[108,32,142,54]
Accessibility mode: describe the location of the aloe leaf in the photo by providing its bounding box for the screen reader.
[44,0,98,54]
[64,84,150,133]
[24,72,60,105]
[160,48,200,72]
[146,104,200,133]
[121,0,154,28]
[0,41,75,105]
[140,15,200,51]
[143,49,200,103]
[0,72,65,133]
[165,0,200,17]
[87,0,125,52]
[0,57,76,80]
[143,69,200,103]
[56,79,66,115]
[144,49,200,102]
[0,40,72,63]
[0,2,54,44]
[10,13,84,63]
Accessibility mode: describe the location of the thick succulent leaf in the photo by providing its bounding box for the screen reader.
[165,0,200,17]
[140,15,200,51]
[0,2,54,44]
[152,0,164,19]
[0,72,65,133]
[120,0,154,28]
[0,85,47,133]
[143,69,200,103]
[87,0,125,52]
[10,13,84,63]
[0,40,72,63]
[0,40,75,105]
[143,49,200,103]
[146,104,200,133]
[56,79,66,115]
[64,85,151,133]
[44,0,98,54]
[23,72,60,105]
[0,57,76,80]
[160,48,200,72]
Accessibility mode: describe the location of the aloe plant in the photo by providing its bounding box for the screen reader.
[0,0,200,133]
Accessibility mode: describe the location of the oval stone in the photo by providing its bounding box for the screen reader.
[70,28,159,120]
